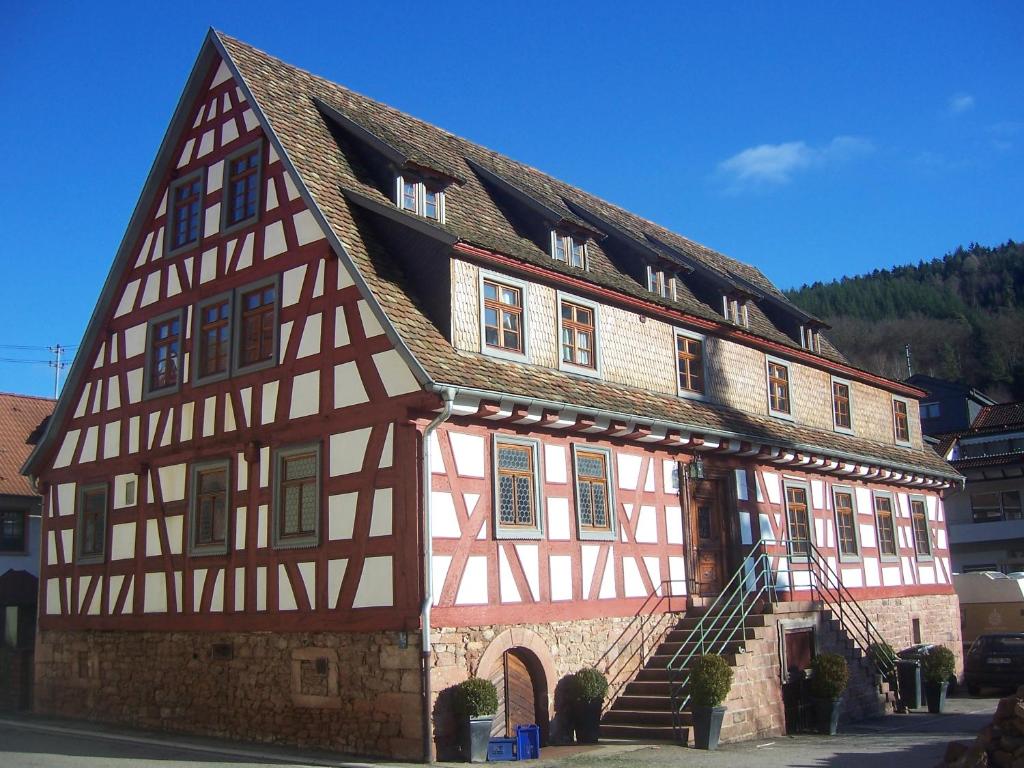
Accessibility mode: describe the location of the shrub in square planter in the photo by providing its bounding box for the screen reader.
[570,667,608,744]
[452,677,499,763]
[689,654,734,750]
[922,645,956,714]
[809,653,849,736]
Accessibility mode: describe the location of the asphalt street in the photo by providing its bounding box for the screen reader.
[0,695,998,768]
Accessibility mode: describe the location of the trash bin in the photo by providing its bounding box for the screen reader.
[516,724,541,760]
[896,659,922,709]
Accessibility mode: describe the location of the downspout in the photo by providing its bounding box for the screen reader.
[420,387,455,764]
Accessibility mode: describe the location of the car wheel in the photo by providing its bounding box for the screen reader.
[967,684,981,696]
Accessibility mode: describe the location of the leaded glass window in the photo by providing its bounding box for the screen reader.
[786,485,811,557]
[834,490,858,557]
[874,494,898,557]
[911,498,931,557]
[576,450,611,532]
[496,443,536,528]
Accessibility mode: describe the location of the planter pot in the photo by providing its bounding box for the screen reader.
[925,680,949,714]
[691,705,727,750]
[462,716,494,763]
[813,698,842,736]
[572,699,603,744]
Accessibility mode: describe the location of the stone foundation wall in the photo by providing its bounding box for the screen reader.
[34,629,423,759]
[720,591,962,743]
[430,611,678,757]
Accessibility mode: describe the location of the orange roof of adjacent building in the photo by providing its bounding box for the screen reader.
[0,392,55,497]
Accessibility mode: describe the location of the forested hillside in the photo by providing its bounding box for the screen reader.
[785,241,1024,401]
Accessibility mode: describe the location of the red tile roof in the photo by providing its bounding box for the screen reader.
[0,393,54,497]
[972,402,1024,432]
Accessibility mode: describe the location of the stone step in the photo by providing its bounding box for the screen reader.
[603,707,678,726]
[611,694,676,712]
[599,722,686,743]
[674,613,767,631]
[662,625,764,644]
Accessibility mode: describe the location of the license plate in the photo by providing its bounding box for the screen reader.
[989,657,1012,664]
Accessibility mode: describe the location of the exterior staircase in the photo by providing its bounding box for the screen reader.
[600,604,769,743]
[599,540,901,744]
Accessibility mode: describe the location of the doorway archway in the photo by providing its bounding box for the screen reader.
[477,628,556,744]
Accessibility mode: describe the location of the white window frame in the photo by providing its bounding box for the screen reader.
[394,175,445,223]
[571,443,617,542]
[491,435,544,540]
[830,375,855,435]
[550,230,586,269]
[892,395,913,447]
[831,484,861,563]
[478,270,529,363]
[674,328,709,401]
[765,355,794,421]
[782,480,813,563]
[556,290,601,379]
[908,494,933,561]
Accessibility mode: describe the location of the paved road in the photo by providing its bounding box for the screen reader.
[0,696,998,767]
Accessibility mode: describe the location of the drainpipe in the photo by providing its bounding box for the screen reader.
[420,387,455,764]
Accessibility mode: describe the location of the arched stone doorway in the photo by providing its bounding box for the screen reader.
[477,629,555,744]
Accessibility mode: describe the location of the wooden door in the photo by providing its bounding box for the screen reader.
[488,649,537,737]
[690,478,728,597]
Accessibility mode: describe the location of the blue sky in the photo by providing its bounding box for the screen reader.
[2,1,1022,397]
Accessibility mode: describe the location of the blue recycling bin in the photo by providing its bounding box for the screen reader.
[516,724,541,760]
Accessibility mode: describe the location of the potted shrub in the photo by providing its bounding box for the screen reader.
[689,654,734,750]
[922,645,956,714]
[809,653,849,735]
[452,677,498,763]
[571,667,608,744]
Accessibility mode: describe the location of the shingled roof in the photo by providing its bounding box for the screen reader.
[214,33,955,482]
[0,393,53,497]
[972,402,1024,433]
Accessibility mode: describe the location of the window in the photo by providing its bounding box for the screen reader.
[559,296,598,374]
[910,497,932,558]
[482,278,524,355]
[573,445,615,540]
[971,491,1023,523]
[800,325,820,352]
[195,294,232,383]
[551,231,586,268]
[144,310,183,397]
[675,331,705,397]
[396,176,444,221]
[223,144,262,229]
[0,510,26,552]
[766,358,791,417]
[723,295,749,327]
[493,438,542,539]
[647,266,674,299]
[273,445,320,549]
[920,402,941,419]
[873,493,898,559]
[833,488,859,559]
[168,173,203,253]
[785,485,812,559]
[893,397,911,445]
[189,461,230,555]
[235,279,278,372]
[831,378,853,432]
[76,484,107,563]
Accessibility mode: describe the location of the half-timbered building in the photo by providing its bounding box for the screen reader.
[23,31,963,760]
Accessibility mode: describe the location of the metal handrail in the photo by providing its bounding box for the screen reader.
[666,538,900,739]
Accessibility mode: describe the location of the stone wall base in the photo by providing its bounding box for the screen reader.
[34,629,424,760]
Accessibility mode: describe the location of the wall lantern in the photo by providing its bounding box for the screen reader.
[688,455,705,480]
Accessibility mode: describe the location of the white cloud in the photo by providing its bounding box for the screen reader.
[948,93,975,114]
[716,136,873,189]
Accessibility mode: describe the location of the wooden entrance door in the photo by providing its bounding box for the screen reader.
[488,648,537,737]
[690,478,728,597]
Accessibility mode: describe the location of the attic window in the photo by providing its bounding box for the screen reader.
[551,230,586,269]
[800,325,820,352]
[646,267,676,300]
[396,175,444,222]
[723,295,749,327]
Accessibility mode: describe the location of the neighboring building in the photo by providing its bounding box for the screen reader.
[906,374,997,436]
[22,32,962,759]
[940,402,1024,574]
[0,392,55,710]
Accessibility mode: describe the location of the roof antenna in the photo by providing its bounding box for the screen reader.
[905,344,913,378]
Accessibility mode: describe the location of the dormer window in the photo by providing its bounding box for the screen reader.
[396,175,444,222]
[800,325,820,352]
[723,295,749,327]
[552,230,585,268]
[646,267,677,300]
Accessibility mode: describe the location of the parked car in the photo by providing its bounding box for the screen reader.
[964,634,1024,695]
